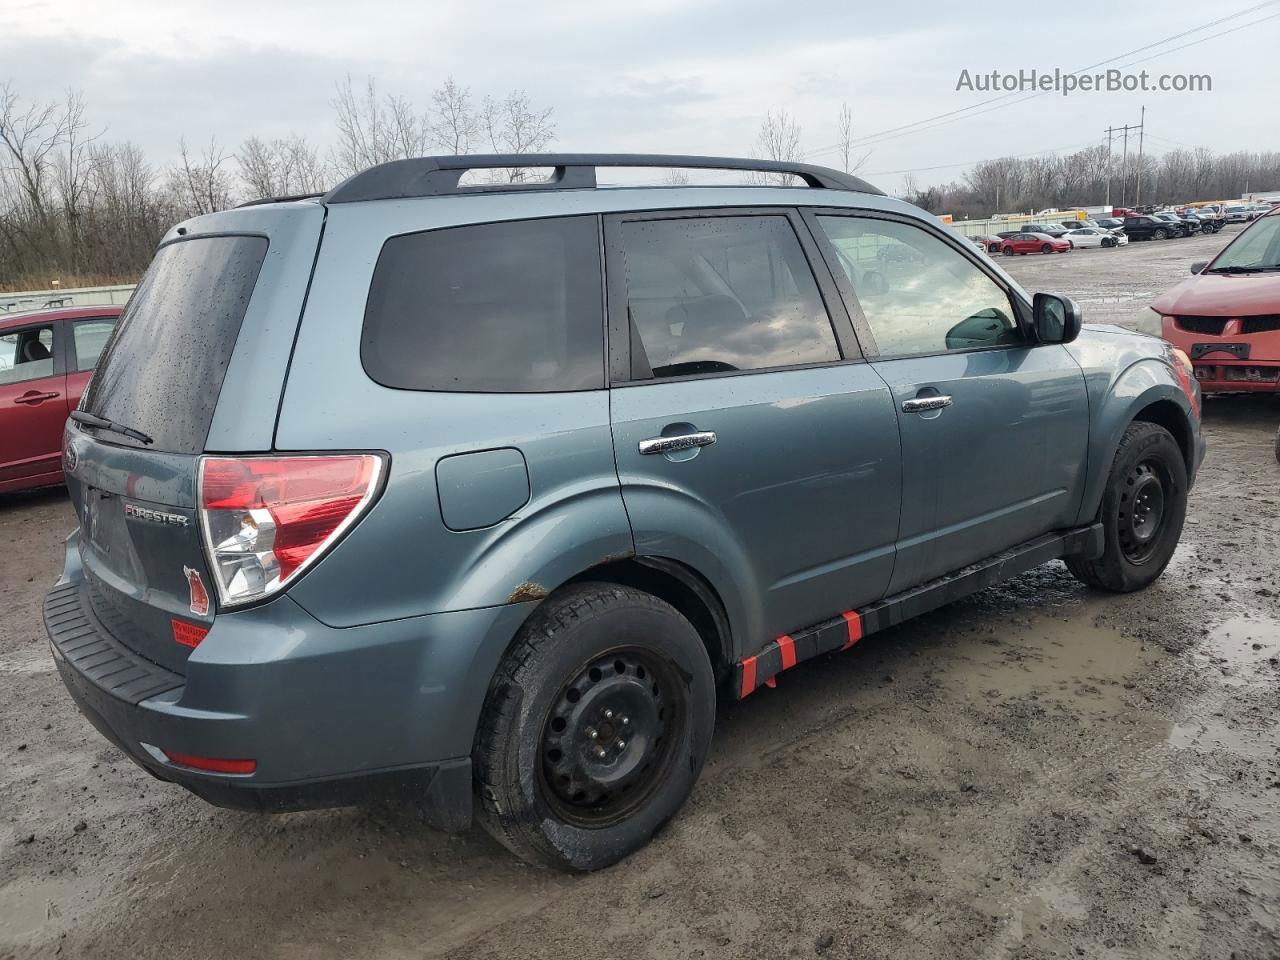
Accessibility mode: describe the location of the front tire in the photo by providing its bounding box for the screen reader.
[1066,421,1188,592]
[473,583,715,871]
[1154,228,1168,240]
[1041,243,1053,254]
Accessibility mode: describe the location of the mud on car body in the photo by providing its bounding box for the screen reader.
[46,154,1206,871]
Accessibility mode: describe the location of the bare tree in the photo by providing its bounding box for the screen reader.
[751,109,802,184]
[479,90,556,181]
[168,136,234,217]
[238,134,324,199]
[329,75,428,179]
[429,77,478,155]
[0,82,71,224]
[836,102,870,175]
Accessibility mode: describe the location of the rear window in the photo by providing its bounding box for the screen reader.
[360,216,604,393]
[83,235,268,453]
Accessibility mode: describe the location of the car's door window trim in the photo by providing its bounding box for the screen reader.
[603,206,863,387]
[797,206,1034,361]
[0,320,64,385]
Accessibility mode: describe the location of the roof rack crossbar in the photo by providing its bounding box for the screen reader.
[323,153,883,204]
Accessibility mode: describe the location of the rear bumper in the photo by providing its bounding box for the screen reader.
[44,539,537,829]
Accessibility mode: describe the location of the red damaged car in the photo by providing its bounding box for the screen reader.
[0,305,122,494]
[1151,207,1280,393]
[1000,232,1071,256]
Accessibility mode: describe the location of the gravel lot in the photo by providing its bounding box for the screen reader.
[3,226,1279,960]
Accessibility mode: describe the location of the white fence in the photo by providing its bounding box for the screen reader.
[0,283,136,314]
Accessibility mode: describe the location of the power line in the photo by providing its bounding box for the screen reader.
[798,1,1279,159]
[862,139,1101,178]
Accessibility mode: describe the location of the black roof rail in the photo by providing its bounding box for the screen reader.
[323,153,883,204]
[235,192,326,208]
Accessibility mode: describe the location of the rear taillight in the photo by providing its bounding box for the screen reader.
[198,455,383,608]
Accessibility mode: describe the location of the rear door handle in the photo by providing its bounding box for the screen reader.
[639,431,717,455]
[14,391,60,405]
[901,395,952,413]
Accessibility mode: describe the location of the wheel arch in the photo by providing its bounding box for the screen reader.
[1076,365,1196,525]
[564,557,735,684]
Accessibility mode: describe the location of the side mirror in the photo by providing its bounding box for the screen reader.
[1190,260,1208,275]
[1032,292,1082,344]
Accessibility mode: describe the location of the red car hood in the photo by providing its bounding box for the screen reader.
[1153,272,1280,316]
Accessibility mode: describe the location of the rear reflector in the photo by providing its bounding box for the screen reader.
[162,750,256,775]
[198,454,383,608]
[170,619,209,649]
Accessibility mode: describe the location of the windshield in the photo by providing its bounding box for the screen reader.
[1208,216,1280,272]
[83,235,269,453]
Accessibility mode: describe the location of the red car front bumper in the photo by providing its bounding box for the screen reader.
[1163,317,1280,393]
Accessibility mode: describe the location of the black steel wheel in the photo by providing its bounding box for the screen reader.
[539,648,685,827]
[474,582,715,871]
[1117,460,1169,564]
[1066,421,1188,592]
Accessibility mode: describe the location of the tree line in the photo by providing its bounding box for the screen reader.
[0,77,556,291]
[903,143,1280,220]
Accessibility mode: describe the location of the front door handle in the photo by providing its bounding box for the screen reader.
[639,431,717,455]
[902,395,952,414]
[14,391,60,405]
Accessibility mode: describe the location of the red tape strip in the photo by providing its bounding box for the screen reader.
[841,611,862,651]
[778,634,796,670]
[740,655,758,698]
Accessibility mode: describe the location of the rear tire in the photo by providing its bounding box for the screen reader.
[473,583,715,871]
[1066,422,1188,593]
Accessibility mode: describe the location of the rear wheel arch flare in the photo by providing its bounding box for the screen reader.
[564,557,733,683]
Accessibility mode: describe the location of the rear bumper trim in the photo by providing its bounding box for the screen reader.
[44,580,183,704]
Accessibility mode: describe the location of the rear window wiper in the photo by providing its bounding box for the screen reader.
[70,410,154,445]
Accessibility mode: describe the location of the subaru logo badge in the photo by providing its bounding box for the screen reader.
[63,440,78,473]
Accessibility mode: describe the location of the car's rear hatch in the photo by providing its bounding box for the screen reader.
[64,202,324,675]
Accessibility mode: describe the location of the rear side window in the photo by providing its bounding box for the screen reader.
[72,318,117,371]
[361,216,604,392]
[83,235,268,453]
[617,216,840,380]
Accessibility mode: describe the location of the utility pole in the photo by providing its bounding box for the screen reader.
[1104,127,1114,207]
[1120,124,1130,208]
[1135,105,1145,206]
[1105,117,1144,210]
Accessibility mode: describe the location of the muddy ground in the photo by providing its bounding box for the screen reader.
[3,227,1280,960]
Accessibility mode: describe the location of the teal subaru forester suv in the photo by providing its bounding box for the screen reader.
[47,154,1203,870]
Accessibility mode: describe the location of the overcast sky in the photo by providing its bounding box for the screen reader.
[3,0,1277,190]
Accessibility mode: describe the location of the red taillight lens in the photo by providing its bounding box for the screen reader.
[198,455,383,608]
[162,750,256,775]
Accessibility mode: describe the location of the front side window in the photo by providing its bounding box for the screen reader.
[0,325,54,385]
[617,215,840,380]
[816,215,1021,358]
[72,319,118,371]
[362,216,604,393]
